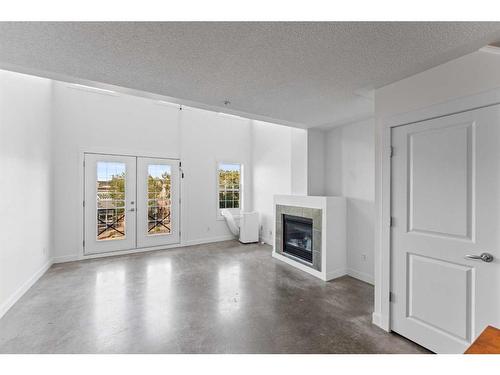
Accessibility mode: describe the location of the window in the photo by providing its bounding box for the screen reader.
[147,164,171,235]
[217,163,241,211]
[96,161,126,241]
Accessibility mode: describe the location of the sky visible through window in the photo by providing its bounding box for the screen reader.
[219,163,240,172]
[97,162,126,181]
[148,164,171,178]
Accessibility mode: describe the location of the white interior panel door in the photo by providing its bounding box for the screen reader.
[84,153,137,254]
[391,105,500,353]
[136,157,180,248]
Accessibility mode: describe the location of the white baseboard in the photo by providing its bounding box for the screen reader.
[272,251,347,281]
[52,254,79,263]
[183,234,235,247]
[0,260,52,320]
[372,312,381,327]
[52,235,238,264]
[272,251,323,279]
[372,312,391,331]
[347,268,374,285]
[325,268,348,281]
[73,243,184,262]
[260,235,272,246]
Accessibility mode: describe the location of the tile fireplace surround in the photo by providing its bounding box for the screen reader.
[273,195,346,281]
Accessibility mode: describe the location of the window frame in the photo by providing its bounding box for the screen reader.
[216,161,243,220]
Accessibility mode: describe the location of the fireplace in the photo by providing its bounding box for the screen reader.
[274,197,346,281]
[282,214,313,263]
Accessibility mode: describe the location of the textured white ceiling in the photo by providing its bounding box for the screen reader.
[1,22,500,128]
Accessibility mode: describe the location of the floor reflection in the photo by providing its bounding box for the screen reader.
[93,266,126,350]
[0,243,430,353]
[217,263,242,318]
[144,259,173,341]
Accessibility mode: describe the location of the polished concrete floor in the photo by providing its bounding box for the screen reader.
[0,241,429,353]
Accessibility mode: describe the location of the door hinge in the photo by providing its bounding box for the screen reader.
[390,146,394,158]
[83,200,85,207]
[179,162,184,178]
[83,240,85,248]
[390,216,395,227]
[389,292,395,302]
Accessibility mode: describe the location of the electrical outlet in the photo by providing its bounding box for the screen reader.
[361,253,367,261]
[269,229,273,236]
[207,226,211,232]
[42,247,47,256]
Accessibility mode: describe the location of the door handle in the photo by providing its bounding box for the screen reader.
[465,253,494,263]
[128,208,135,212]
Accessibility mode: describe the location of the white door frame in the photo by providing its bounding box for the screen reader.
[375,86,500,332]
[77,147,181,261]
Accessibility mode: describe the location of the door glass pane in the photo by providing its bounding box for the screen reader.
[147,164,171,235]
[96,162,126,241]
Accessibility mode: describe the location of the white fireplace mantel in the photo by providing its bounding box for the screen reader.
[272,195,346,281]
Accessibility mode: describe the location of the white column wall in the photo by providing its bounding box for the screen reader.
[0,70,53,318]
[324,119,375,284]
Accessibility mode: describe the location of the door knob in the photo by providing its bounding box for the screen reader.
[129,208,135,212]
[465,253,494,263]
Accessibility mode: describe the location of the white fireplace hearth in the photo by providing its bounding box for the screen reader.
[273,195,346,281]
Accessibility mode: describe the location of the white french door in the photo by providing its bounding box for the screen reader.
[84,154,137,254]
[391,105,500,353]
[84,153,180,255]
[136,157,180,248]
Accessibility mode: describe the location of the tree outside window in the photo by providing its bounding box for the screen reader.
[218,163,241,210]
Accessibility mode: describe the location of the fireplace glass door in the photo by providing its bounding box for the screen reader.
[282,214,313,262]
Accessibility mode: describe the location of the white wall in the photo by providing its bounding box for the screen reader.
[51,82,256,261]
[325,119,375,284]
[0,70,53,317]
[179,109,253,245]
[51,83,182,261]
[290,128,308,195]
[0,69,308,317]
[376,49,500,119]
[373,48,500,329]
[324,128,342,196]
[307,128,326,196]
[305,120,376,284]
[51,81,308,260]
[252,121,294,244]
